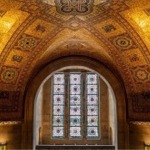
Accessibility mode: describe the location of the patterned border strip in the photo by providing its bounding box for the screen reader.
[129,121,150,125]
[0,121,22,126]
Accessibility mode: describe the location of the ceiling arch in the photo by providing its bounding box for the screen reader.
[0,0,150,121]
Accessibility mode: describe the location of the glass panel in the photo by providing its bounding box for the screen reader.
[54,85,64,94]
[70,85,81,94]
[69,73,82,139]
[87,85,98,94]
[53,106,64,115]
[70,74,81,84]
[87,127,99,138]
[87,74,97,84]
[52,127,64,138]
[70,106,81,115]
[70,95,81,105]
[87,95,98,105]
[87,116,98,126]
[86,73,99,139]
[70,127,81,138]
[53,95,64,105]
[52,72,100,140]
[70,116,81,126]
[54,74,65,84]
[53,116,64,126]
[87,106,98,115]
[52,73,65,139]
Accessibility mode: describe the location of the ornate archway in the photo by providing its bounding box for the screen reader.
[23,56,128,149]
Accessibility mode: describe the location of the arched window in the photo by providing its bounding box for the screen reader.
[33,65,118,148]
[51,71,100,140]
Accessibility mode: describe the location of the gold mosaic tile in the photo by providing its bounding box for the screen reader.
[0,0,23,10]
[25,19,56,38]
[0,10,29,53]
[4,49,28,67]
[94,19,125,38]
[122,48,147,67]
[121,7,150,51]
[0,0,150,121]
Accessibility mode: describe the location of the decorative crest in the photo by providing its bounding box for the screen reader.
[55,0,94,15]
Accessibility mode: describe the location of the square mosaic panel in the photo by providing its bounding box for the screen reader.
[0,66,19,85]
[109,33,138,51]
[122,48,147,67]
[13,34,39,51]
[25,19,56,38]
[94,19,125,38]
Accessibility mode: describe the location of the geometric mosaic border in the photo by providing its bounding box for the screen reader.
[131,91,150,113]
[0,91,21,112]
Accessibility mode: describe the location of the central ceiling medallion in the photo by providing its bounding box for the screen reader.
[55,0,94,15]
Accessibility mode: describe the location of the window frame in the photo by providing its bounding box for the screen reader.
[50,70,101,145]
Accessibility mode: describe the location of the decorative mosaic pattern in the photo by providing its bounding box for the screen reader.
[55,0,94,15]
[131,91,150,115]
[12,55,23,62]
[0,0,150,121]
[110,1,129,12]
[0,67,19,84]
[0,91,21,113]
[130,54,140,62]
[65,18,83,31]
[102,24,116,33]
[14,34,38,51]
[35,24,46,33]
[24,19,56,38]
[109,33,138,51]
[132,66,150,83]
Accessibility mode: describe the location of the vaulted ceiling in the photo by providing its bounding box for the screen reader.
[0,0,150,121]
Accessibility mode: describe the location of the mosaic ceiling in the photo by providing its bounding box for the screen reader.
[0,0,150,121]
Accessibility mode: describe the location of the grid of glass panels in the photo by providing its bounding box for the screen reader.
[52,73,65,138]
[51,71,100,140]
[69,73,82,139]
[86,73,99,138]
